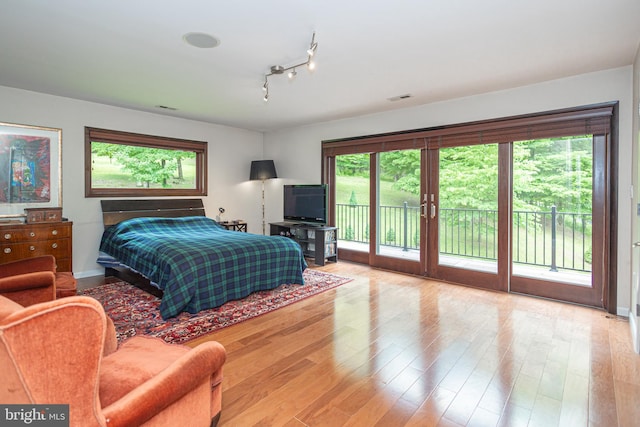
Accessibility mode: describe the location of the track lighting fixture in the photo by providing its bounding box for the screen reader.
[307,40,318,57]
[262,32,317,102]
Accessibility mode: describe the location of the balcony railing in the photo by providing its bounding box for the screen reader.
[336,203,592,272]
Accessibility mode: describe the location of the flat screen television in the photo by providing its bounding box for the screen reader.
[283,184,328,226]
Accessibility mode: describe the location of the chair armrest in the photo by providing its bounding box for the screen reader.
[0,271,56,306]
[1,296,109,423]
[102,315,118,356]
[0,255,56,278]
[0,271,56,293]
[102,341,226,427]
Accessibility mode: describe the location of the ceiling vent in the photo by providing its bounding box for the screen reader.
[387,94,412,102]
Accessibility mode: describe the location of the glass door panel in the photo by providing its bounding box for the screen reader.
[437,144,499,273]
[512,137,592,284]
[375,150,421,261]
[335,154,370,254]
[511,136,601,306]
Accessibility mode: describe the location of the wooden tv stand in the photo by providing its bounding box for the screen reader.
[269,222,337,266]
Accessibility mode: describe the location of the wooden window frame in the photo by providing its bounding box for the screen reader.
[85,127,208,197]
[321,103,614,156]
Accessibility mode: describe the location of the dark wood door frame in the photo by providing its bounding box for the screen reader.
[323,102,618,313]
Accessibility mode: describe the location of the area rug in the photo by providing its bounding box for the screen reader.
[80,269,352,345]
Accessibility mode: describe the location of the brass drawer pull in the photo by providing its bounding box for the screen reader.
[30,232,36,237]
[3,233,11,240]
[29,245,35,251]
[3,248,11,254]
[51,243,58,249]
[52,230,58,235]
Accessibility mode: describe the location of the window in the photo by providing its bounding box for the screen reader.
[85,127,207,197]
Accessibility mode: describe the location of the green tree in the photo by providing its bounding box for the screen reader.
[379,150,421,196]
[439,144,499,210]
[92,142,195,188]
[115,146,177,187]
[349,190,358,206]
[345,226,354,240]
[336,154,369,176]
[386,228,396,244]
[91,142,119,163]
[514,137,592,213]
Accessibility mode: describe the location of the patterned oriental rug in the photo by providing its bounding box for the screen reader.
[80,269,352,345]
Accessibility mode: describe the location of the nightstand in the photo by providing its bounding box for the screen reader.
[218,220,247,232]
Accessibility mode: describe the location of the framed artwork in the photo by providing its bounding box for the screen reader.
[0,122,62,218]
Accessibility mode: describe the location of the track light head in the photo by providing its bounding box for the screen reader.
[307,42,318,57]
[288,68,297,79]
[307,32,317,57]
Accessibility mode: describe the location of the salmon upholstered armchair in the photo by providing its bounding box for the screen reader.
[0,295,226,427]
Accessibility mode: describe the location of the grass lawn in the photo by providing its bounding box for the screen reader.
[91,155,196,189]
[336,175,420,207]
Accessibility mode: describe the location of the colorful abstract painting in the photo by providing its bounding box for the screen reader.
[0,134,51,203]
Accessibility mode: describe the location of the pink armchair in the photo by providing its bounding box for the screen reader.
[0,295,226,427]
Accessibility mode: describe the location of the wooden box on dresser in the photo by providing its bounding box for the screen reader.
[0,221,73,272]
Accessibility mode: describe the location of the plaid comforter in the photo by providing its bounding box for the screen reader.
[99,216,306,319]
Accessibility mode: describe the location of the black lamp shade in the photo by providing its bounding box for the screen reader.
[250,160,278,180]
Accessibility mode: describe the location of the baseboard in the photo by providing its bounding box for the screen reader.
[74,269,104,279]
[617,306,630,317]
[631,315,640,354]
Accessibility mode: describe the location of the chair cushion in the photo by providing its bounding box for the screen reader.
[55,272,77,298]
[99,336,189,407]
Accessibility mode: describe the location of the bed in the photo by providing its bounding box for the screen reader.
[98,199,307,319]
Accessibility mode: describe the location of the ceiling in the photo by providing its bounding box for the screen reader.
[1,1,639,132]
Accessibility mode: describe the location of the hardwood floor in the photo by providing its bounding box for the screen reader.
[81,262,640,426]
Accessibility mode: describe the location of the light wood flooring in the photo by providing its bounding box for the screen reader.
[82,262,640,426]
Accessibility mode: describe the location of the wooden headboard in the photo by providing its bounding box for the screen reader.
[101,199,206,229]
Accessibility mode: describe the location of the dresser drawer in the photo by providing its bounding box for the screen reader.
[1,239,70,260]
[1,223,71,243]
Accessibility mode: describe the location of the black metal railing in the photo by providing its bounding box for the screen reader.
[336,203,592,272]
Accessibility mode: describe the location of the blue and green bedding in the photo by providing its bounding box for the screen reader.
[99,216,306,319]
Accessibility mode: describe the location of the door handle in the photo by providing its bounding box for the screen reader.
[634,242,640,247]
[430,203,436,219]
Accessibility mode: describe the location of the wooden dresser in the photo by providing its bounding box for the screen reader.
[0,221,73,271]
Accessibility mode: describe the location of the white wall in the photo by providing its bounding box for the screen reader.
[631,48,640,352]
[264,66,635,315]
[0,86,266,277]
[1,66,634,313]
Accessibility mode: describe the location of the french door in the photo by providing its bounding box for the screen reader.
[424,136,606,307]
[325,103,615,310]
[424,143,508,293]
